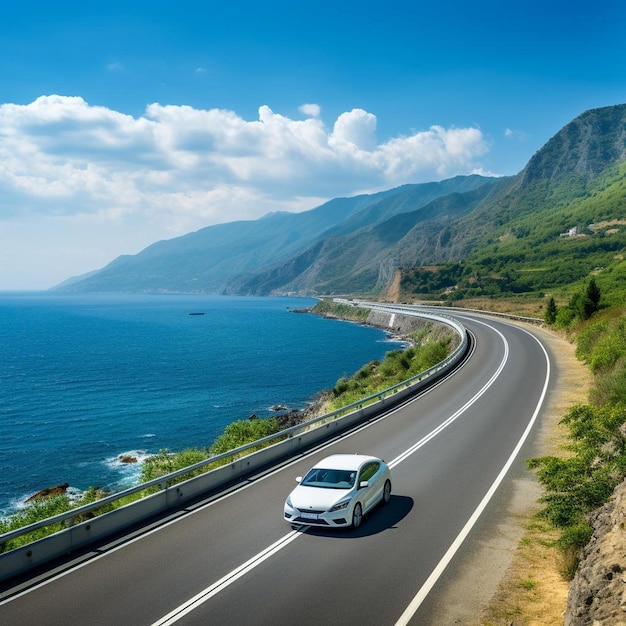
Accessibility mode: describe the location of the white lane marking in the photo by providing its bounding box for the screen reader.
[149,320,512,624]
[389,323,508,469]
[151,529,303,626]
[394,320,551,626]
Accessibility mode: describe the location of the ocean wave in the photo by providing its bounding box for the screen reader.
[100,450,153,492]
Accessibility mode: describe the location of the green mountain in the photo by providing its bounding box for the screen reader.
[55,104,626,303]
[408,104,626,303]
[227,179,503,295]
[54,175,493,293]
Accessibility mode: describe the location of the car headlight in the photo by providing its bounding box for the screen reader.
[286,496,293,508]
[329,498,351,512]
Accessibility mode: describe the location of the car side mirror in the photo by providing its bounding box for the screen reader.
[296,476,302,483]
[359,480,369,489]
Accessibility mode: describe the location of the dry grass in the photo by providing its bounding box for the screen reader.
[478,519,568,626]
[453,297,549,318]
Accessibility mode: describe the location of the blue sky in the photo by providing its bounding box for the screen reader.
[1,0,625,289]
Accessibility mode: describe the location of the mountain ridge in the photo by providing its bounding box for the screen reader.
[54,104,626,300]
[55,175,495,293]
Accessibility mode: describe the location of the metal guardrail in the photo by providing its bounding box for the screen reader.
[0,306,468,578]
[361,300,544,325]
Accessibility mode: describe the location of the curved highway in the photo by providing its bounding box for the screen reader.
[0,312,552,625]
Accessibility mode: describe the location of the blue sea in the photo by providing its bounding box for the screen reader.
[0,293,402,516]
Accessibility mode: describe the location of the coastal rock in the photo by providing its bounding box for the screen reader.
[565,477,626,625]
[119,454,138,464]
[26,483,70,502]
[274,391,332,429]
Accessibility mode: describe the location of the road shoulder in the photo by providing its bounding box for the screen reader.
[428,322,591,625]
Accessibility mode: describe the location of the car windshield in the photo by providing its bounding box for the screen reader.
[301,467,356,489]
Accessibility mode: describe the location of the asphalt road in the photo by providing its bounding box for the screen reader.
[0,312,552,625]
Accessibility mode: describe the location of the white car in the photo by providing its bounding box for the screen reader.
[284,454,392,528]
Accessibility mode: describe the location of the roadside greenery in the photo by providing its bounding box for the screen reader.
[329,330,451,410]
[544,278,603,327]
[140,418,282,482]
[398,162,626,307]
[528,295,626,578]
[0,309,452,552]
[310,299,371,322]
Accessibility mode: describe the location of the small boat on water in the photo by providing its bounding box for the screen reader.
[188,312,205,316]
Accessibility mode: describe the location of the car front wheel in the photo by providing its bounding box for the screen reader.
[352,502,363,528]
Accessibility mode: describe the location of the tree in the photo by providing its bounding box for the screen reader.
[545,296,558,324]
[586,278,601,313]
[569,279,602,321]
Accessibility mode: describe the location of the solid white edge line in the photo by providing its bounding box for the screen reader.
[394,322,551,626]
[5,314,539,626]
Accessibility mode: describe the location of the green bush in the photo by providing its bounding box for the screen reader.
[576,320,608,363]
[327,336,452,411]
[592,360,626,406]
[210,418,281,455]
[528,310,626,579]
[141,447,211,482]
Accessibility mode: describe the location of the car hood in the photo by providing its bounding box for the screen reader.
[289,485,352,511]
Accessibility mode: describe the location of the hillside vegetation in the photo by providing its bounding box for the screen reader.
[523,276,626,570]
[399,163,626,306]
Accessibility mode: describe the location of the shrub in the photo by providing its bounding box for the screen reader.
[210,418,281,455]
[141,448,210,482]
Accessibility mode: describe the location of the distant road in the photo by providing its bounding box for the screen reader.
[1,312,551,625]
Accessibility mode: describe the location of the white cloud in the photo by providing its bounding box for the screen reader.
[0,95,491,288]
[299,103,321,118]
[330,108,378,152]
[504,127,529,142]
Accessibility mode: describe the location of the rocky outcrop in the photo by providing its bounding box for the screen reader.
[26,483,70,502]
[566,478,626,625]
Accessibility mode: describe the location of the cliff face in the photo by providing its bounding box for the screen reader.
[566,478,626,625]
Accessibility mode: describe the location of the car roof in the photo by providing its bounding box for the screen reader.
[312,454,381,471]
